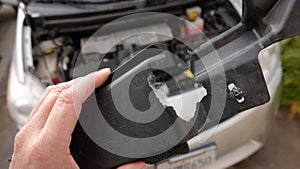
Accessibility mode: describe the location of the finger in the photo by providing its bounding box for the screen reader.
[117,162,149,169]
[42,68,111,145]
[25,85,54,124]
[71,68,111,105]
[26,81,73,129]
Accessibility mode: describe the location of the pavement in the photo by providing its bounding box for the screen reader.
[0,5,300,169]
[0,5,17,169]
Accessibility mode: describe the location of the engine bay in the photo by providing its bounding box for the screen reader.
[26,0,240,87]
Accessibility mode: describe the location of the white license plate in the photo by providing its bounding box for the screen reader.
[154,143,216,169]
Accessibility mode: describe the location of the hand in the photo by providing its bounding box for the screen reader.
[9,68,148,169]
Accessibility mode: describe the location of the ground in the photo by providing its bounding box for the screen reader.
[0,5,300,169]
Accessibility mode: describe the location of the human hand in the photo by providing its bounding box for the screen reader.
[9,68,148,169]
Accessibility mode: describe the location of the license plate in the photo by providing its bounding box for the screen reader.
[153,143,216,169]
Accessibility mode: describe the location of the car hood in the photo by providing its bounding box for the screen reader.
[25,0,147,17]
[23,0,190,18]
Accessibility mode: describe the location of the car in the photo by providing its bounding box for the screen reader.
[7,0,282,168]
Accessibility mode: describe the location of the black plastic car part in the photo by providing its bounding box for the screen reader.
[70,0,300,168]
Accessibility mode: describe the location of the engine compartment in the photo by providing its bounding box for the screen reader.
[26,0,240,86]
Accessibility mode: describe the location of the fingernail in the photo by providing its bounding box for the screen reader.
[99,68,111,73]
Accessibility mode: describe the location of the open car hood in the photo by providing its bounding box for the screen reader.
[25,0,147,18]
[23,0,192,18]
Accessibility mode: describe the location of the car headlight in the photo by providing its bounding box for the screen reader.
[258,43,281,82]
[7,71,45,129]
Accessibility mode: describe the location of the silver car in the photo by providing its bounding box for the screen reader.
[7,0,282,168]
